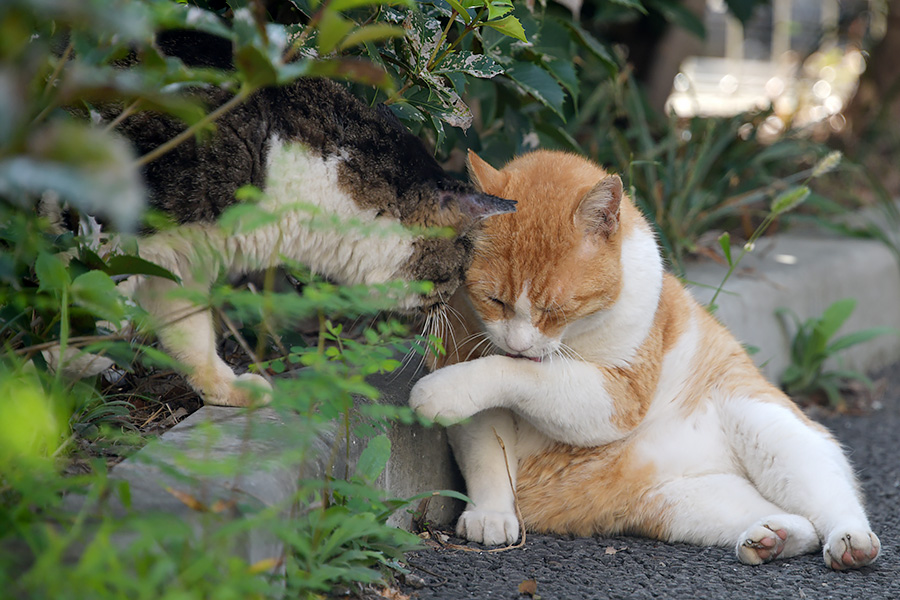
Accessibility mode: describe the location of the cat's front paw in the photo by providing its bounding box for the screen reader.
[823,528,880,570]
[456,509,520,546]
[409,368,479,423]
[736,514,818,565]
[206,373,272,407]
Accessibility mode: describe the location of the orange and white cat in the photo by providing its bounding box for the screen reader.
[409,149,881,570]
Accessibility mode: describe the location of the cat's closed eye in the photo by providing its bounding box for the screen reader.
[488,297,506,308]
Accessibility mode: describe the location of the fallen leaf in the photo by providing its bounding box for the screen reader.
[247,557,282,574]
[210,498,237,514]
[402,573,426,589]
[518,579,538,596]
[376,586,411,600]
[165,487,207,512]
[605,546,618,555]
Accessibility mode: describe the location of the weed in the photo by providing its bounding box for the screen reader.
[777,298,898,406]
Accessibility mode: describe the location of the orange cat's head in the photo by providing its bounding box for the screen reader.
[464,149,648,360]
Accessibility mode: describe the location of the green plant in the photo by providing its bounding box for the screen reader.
[777,298,898,406]
[572,74,839,275]
[0,0,478,597]
[706,150,843,310]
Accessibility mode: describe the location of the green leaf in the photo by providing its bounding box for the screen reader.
[105,255,180,283]
[275,59,312,85]
[117,480,132,509]
[70,271,126,323]
[356,434,391,481]
[610,0,647,14]
[318,10,356,55]
[0,127,144,231]
[402,10,444,71]
[409,72,473,129]
[559,19,617,75]
[486,0,514,20]
[433,50,503,78]
[505,62,566,119]
[380,358,401,372]
[542,57,578,101]
[339,24,406,50]
[827,327,899,354]
[818,377,843,406]
[445,0,474,23]
[304,57,392,88]
[647,0,706,38]
[330,0,413,10]
[386,102,426,124]
[483,14,527,43]
[36,252,71,293]
[816,299,857,344]
[428,113,447,150]
[717,232,733,266]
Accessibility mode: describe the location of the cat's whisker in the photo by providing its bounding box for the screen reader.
[558,343,586,365]
[393,313,430,380]
[458,330,491,347]
[464,334,497,362]
[443,301,468,331]
[435,306,457,357]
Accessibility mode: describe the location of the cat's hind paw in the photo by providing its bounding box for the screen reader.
[736,515,819,565]
[823,528,880,570]
[456,509,519,546]
[205,373,272,407]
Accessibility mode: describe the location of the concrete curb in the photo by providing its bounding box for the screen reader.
[101,362,462,568]
[686,225,900,381]
[106,219,900,563]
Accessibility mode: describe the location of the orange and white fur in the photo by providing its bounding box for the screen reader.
[409,149,881,570]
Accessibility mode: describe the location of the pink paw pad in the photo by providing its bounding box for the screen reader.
[826,532,881,570]
[740,525,788,564]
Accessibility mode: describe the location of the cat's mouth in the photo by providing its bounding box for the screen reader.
[505,353,543,363]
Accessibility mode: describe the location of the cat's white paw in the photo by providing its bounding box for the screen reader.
[736,515,819,565]
[456,509,520,546]
[205,373,272,407]
[823,528,880,570]
[409,369,478,423]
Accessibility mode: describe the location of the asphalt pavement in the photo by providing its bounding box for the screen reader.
[400,364,900,600]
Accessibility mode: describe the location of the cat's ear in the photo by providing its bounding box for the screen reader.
[467,150,509,194]
[576,174,622,238]
[440,191,517,228]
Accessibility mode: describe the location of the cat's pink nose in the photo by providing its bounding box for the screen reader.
[504,323,536,354]
[505,338,533,354]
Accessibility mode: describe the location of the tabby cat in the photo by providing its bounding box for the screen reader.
[113,31,514,407]
[410,149,880,570]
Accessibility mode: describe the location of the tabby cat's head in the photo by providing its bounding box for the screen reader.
[397,181,517,313]
[462,150,642,360]
[334,102,516,314]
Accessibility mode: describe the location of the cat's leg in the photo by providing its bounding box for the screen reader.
[722,397,880,570]
[410,355,631,447]
[133,274,270,407]
[648,474,820,565]
[128,227,271,407]
[448,408,521,546]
